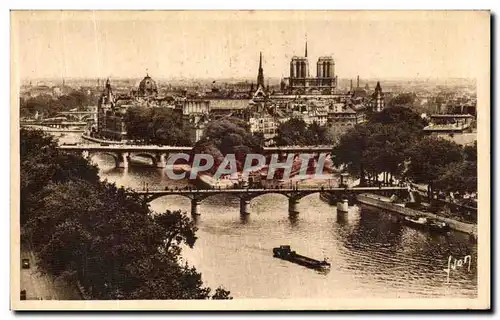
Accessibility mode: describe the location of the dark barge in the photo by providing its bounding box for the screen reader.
[403,215,451,232]
[273,245,331,270]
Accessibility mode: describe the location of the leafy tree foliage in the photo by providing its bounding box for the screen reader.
[275,118,333,146]
[464,141,477,163]
[332,124,373,184]
[20,129,99,225]
[434,161,477,195]
[332,106,475,197]
[434,141,477,195]
[332,108,422,185]
[124,106,193,146]
[386,93,417,108]
[20,129,231,299]
[192,117,263,174]
[20,90,98,118]
[405,136,464,195]
[368,106,428,132]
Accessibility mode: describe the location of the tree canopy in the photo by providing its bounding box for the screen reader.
[192,117,263,174]
[331,105,476,197]
[386,93,417,108]
[275,118,334,146]
[368,106,428,132]
[20,90,98,118]
[20,129,231,299]
[124,106,194,146]
[405,136,464,189]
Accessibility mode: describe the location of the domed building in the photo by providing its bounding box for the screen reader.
[95,74,211,143]
[137,73,158,97]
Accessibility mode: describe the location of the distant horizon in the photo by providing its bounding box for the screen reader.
[21,75,477,83]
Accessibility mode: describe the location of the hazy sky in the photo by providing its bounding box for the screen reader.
[12,11,489,80]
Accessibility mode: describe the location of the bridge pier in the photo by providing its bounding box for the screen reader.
[191,199,201,216]
[156,153,167,168]
[240,198,251,215]
[289,198,300,215]
[337,199,349,213]
[116,152,130,169]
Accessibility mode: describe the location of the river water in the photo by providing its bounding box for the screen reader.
[58,133,478,299]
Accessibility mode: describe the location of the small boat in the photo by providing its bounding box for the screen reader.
[273,245,331,270]
[403,215,450,232]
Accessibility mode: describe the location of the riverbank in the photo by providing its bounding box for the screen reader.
[22,125,85,133]
[356,193,477,237]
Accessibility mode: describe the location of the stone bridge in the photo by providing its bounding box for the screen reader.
[58,144,336,169]
[56,111,97,122]
[135,186,408,216]
[59,144,193,168]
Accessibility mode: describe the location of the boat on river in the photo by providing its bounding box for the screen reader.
[273,245,331,270]
[403,215,450,232]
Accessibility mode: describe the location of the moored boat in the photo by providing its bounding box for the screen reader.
[273,245,331,270]
[403,215,450,232]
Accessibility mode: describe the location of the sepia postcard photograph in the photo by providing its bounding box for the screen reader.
[10,10,490,310]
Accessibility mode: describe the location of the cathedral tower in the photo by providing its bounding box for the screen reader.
[257,52,265,88]
[373,81,385,112]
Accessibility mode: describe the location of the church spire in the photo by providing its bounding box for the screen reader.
[305,40,308,58]
[257,52,265,88]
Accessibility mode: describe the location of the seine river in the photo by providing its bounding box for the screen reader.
[59,133,478,299]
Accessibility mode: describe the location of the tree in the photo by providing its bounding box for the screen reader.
[193,117,263,174]
[26,179,231,300]
[368,105,428,133]
[20,129,99,225]
[20,128,232,300]
[324,124,349,146]
[332,124,373,185]
[275,118,333,146]
[124,106,193,146]
[20,89,96,118]
[405,136,464,197]
[386,93,417,108]
[154,210,198,257]
[464,141,477,163]
[275,118,309,146]
[434,161,477,195]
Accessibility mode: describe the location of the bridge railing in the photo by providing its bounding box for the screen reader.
[134,185,409,193]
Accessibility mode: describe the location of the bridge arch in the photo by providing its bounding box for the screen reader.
[290,191,323,201]
[246,192,291,202]
[80,114,93,121]
[130,152,159,166]
[145,193,194,203]
[87,151,120,168]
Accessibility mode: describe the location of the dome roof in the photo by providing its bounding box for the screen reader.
[138,74,158,96]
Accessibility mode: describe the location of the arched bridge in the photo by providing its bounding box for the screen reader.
[135,186,408,216]
[56,111,97,122]
[59,144,194,168]
[58,143,336,169]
